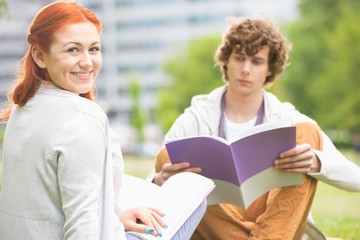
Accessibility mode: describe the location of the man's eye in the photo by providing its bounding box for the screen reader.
[252,60,263,65]
[235,56,245,61]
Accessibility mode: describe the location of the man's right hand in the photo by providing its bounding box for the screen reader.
[153,162,202,186]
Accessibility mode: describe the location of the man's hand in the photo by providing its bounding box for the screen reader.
[153,162,201,186]
[274,143,321,174]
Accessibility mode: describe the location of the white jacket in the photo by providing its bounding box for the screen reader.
[0,82,126,240]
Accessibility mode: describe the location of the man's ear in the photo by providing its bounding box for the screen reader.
[31,46,46,69]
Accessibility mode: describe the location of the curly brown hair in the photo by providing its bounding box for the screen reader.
[214,17,292,84]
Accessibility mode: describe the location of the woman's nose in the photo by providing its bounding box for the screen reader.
[79,53,92,68]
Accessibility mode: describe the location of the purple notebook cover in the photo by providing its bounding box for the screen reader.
[165,126,296,186]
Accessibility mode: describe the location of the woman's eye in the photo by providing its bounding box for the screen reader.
[90,47,101,53]
[68,48,79,53]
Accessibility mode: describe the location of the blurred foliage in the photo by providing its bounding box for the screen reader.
[129,74,146,142]
[155,35,223,133]
[283,0,360,134]
[0,0,8,18]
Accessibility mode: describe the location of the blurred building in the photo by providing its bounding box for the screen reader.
[0,0,298,125]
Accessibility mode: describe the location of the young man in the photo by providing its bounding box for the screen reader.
[152,17,360,239]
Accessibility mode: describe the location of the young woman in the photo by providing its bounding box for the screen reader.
[0,2,205,239]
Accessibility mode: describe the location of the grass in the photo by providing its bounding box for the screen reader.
[309,148,360,239]
[0,151,359,239]
[312,182,360,239]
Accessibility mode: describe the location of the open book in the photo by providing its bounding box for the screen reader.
[165,120,303,209]
[118,172,215,240]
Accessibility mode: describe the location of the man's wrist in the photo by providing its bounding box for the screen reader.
[309,155,321,173]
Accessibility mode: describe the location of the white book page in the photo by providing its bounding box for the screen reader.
[118,173,215,240]
[229,119,292,144]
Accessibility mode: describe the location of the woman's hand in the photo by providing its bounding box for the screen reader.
[274,143,321,173]
[153,162,202,186]
[120,207,166,237]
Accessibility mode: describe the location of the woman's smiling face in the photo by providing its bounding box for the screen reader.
[40,21,102,95]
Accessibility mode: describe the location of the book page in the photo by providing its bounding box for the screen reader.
[240,167,303,208]
[229,119,292,143]
[166,134,229,145]
[118,172,215,240]
[118,174,161,209]
[206,179,245,207]
[158,172,215,239]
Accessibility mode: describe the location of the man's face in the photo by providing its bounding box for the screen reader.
[226,47,272,96]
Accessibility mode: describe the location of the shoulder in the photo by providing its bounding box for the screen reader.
[190,85,226,107]
[72,96,108,124]
[263,90,316,124]
[39,87,107,122]
[59,97,109,138]
[185,85,225,119]
[33,88,109,136]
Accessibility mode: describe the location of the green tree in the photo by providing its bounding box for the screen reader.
[129,74,146,142]
[311,3,360,132]
[283,0,360,143]
[282,0,343,118]
[155,35,223,133]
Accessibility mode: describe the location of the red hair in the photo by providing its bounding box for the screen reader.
[1,1,102,122]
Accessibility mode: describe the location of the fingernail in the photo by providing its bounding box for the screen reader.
[164,224,168,229]
[145,227,155,233]
[157,230,162,237]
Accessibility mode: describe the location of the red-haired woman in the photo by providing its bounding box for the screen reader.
[0,2,205,239]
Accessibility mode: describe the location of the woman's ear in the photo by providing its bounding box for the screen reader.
[31,46,46,69]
